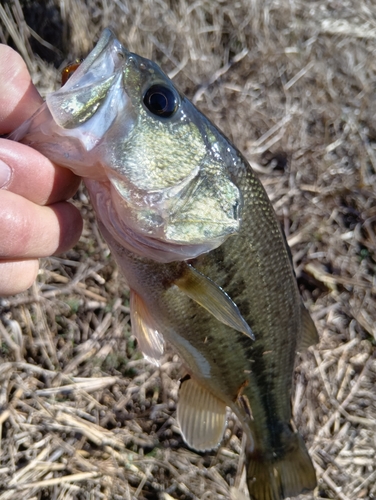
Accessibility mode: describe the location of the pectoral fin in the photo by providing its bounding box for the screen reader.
[177,377,227,451]
[298,303,319,351]
[130,290,165,366]
[175,264,254,340]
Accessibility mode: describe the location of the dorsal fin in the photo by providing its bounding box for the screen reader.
[130,290,165,366]
[177,377,227,451]
[174,264,254,340]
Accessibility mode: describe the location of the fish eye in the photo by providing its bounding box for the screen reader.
[143,84,178,118]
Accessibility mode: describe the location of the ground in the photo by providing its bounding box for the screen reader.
[0,1,375,499]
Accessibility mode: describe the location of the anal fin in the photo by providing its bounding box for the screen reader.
[177,377,227,451]
[130,290,165,366]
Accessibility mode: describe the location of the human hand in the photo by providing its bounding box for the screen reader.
[0,45,83,296]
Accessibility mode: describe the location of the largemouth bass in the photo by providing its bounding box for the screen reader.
[11,29,318,500]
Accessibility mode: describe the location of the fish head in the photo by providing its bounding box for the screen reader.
[14,29,243,262]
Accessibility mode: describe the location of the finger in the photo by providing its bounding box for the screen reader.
[0,139,81,205]
[0,190,83,259]
[0,259,39,296]
[0,44,42,133]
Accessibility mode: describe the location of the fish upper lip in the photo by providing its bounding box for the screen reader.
[58,29,130,93]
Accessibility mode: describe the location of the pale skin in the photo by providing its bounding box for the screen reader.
[0,45,83,295]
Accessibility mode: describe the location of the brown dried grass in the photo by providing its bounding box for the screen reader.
[1,0,376,499]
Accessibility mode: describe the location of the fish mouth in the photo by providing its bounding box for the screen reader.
[7,30,132,177]
[56,29,127,94]
[86,178,239,263]
[46,29,129,130]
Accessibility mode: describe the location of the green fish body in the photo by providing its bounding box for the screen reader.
[11,29,318,500]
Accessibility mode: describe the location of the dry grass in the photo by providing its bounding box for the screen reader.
[1,0,376,499]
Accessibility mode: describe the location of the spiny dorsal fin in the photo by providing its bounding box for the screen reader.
[177,377,227,451]
[130,290,165,366]
[299,302,319,352]
[174,264,254,340]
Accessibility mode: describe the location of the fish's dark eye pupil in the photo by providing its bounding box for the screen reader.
[143,85,178,117]
[149,92,167,112]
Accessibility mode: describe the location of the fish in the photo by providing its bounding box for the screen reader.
[10,29,318,500]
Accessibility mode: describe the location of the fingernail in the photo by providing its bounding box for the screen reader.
[0,159,11,188]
